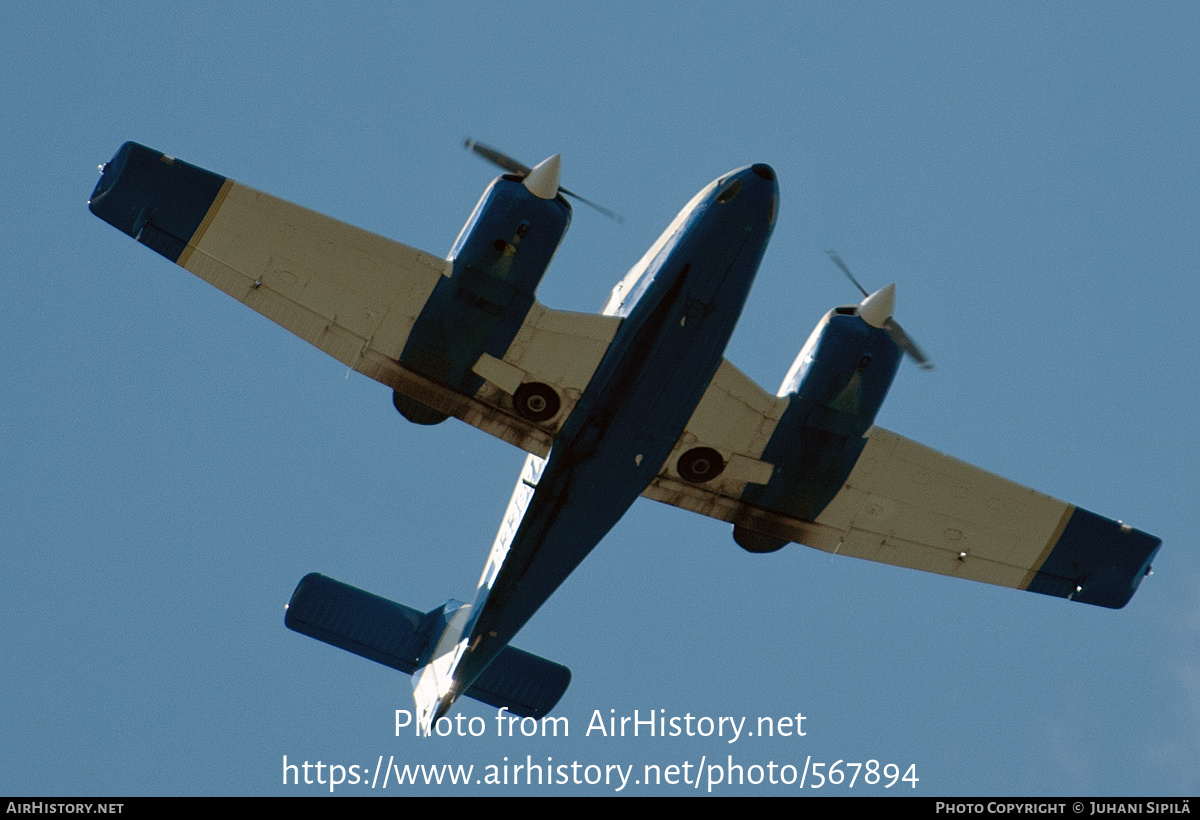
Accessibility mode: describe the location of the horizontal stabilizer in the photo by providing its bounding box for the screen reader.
[285,573,431,674]
[285,574,570,718]
[465,644,572,719]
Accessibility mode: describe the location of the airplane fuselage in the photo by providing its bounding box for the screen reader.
[430,164,780,717]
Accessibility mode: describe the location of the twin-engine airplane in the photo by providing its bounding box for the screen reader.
[89,141,1160,733]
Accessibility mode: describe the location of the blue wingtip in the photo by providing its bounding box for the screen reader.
[1027,508,1162,609]
[89,142,227,263]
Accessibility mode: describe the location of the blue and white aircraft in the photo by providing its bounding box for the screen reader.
[89,141,1160,733]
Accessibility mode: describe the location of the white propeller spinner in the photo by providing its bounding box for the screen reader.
[858,283,896,328]
[523,154,562,199]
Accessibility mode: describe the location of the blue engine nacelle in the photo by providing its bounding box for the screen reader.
[393,176,572,424]
[776,307,903,419]
[734,308,903,552]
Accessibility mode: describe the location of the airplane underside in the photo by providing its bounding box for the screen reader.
[88,141,1160,735]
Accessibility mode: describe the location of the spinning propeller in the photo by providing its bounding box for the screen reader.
[826,249,934,370]
[464,138,623,223]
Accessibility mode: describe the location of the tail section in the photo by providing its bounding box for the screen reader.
[411,599,474,733]
[284,574,570,727]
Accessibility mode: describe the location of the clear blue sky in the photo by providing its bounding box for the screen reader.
[3,2,1197,796]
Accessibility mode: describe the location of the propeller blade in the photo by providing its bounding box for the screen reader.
[463,138,624,223]
[826,250,934,370]
[463,138,530,175]
[883,318,935,370]
[826,249,869,298]
[558,186,624,223]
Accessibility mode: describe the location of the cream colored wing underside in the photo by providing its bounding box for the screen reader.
[652,358,788,505]
[176,181,618,456]
[645,360,1073,591]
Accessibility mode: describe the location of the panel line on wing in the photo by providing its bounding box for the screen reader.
[1020,504,1076,590]
[176,178,234,269]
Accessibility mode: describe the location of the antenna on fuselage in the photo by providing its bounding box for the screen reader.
[825,249,935,370]
[463,138,624,224]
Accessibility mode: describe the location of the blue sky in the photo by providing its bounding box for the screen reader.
[3,3,1198,796]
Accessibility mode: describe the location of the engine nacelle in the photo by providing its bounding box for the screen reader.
[393,176,571,423]
[778,307,902,420]
[735,309,903,549]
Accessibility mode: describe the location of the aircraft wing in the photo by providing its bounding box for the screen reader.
[88,142,619,457]
[645,360,1161,609]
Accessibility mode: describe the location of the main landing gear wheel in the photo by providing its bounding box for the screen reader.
[677,446,725,483]
[513,382,561,422]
